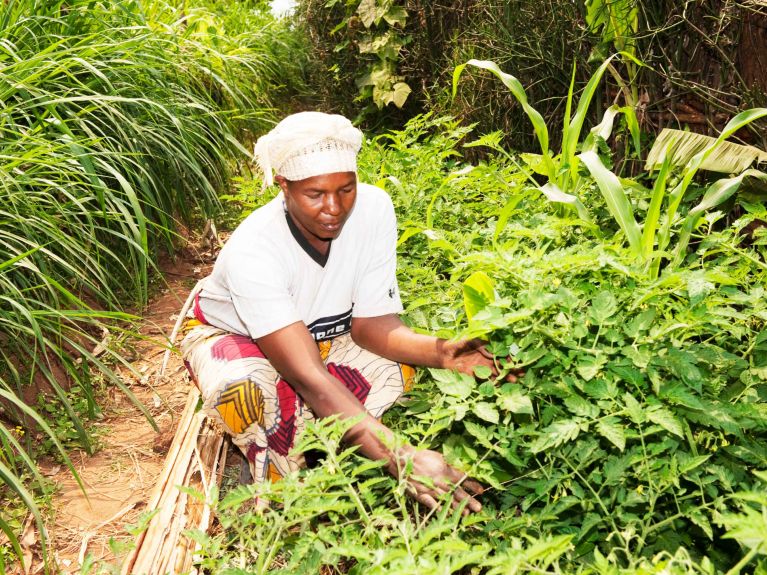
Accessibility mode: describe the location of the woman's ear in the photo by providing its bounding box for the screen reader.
[274,175,290,195]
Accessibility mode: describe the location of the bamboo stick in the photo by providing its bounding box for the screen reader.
[121,387,227,575]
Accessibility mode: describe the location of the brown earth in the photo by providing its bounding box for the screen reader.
[15,239,220,574]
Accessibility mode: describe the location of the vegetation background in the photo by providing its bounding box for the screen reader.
[1,0,766,573]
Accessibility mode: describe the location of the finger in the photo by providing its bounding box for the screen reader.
[449,495,472,516]
[439,470,485,498]
[415,492,439,511]
[461,478,485,495]
[446,490,481,516]
[476,345,495,360]
[451,486,482,514]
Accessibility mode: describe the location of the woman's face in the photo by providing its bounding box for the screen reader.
[276,171,357,252]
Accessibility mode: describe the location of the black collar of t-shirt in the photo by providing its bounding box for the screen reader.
[285,211,330,267]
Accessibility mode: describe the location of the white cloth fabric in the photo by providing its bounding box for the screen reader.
[197,183,403,341]
[254,112,363,186]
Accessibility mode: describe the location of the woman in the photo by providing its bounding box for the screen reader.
[182,111,503,513]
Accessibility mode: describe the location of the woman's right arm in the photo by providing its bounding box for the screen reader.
[256,321,484,514]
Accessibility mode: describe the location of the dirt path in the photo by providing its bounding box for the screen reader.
[41,244,216,573]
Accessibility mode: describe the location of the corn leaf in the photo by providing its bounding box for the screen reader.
[578,150,642,254]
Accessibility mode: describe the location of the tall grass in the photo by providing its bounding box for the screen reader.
[0,0,304,566]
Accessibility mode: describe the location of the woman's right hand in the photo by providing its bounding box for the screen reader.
[390,447,484,515]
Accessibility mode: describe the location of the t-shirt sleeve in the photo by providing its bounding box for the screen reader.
[352,195,403,317]
[217,246,302,339]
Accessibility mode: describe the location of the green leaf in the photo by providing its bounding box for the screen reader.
[624,308,656,338]
[383,5,407,26]
[647,406,684,438]
[624,345,651,369]
[390,81,411,108]
[430,369,474,399]
[686,509,714,540]
[597,417,626,451]
[453,59,554,178]
[473,402,500,424]
[474,365,492,379]
[642,149,672,260]
[589,290,618,324]
[464,420,494,448]
[530,419,582,453]
[673,169,767,265]
[721,506,767,552]
[579,150,642,255]
[498,387,534,414]
[463,271,495,320]
[564,395,600,418]
[357,0,385,27]
[576,353,607,381]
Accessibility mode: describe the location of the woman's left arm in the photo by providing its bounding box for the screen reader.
[351,313,507,377]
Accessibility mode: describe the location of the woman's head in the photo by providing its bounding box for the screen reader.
[254,112,363,250]
[253,111,363,186]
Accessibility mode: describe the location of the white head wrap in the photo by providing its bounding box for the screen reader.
[253,111,363,186]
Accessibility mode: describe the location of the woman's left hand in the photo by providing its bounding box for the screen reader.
[441,338,523,382]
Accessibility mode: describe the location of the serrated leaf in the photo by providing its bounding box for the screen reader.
[578,513,603,541]
[430,368,473,399]
[498,387,533,414]
[473,402,500,424]
[623,345,651,368]
[530,419,582,453]
[597,417,626,451]
[463,271,495,320]
[464,420,494,448]
[607,363,645,387]
[647,406,684,437]
[623,308,656,337]
[576,353,606,381]
[687,270,715,303]
[623,392,645,423]
[660,348,704,393]
[565,394,600,418]
[589,290,618,324]
[520,153,549,176]
[604,454,630,485]
[721,506,767,551]
[686,509,713,540]
[678,454,711,475]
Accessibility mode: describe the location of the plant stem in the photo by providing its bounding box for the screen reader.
[724,545,761,575]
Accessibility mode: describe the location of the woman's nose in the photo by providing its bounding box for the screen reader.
[323,192,341,215]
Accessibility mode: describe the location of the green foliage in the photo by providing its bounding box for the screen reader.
[0,0,302,564]
[317,0,411,110]
[454,59,767,279]
[138,113,767,574]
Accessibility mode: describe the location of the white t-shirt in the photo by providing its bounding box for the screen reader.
[198,183,403,341]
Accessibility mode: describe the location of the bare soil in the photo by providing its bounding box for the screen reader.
[34,244,217,574]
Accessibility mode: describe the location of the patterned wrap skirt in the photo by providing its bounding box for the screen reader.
[180,296,415,483]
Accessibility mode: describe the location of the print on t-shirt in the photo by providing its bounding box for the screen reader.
[307,309,352,341]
